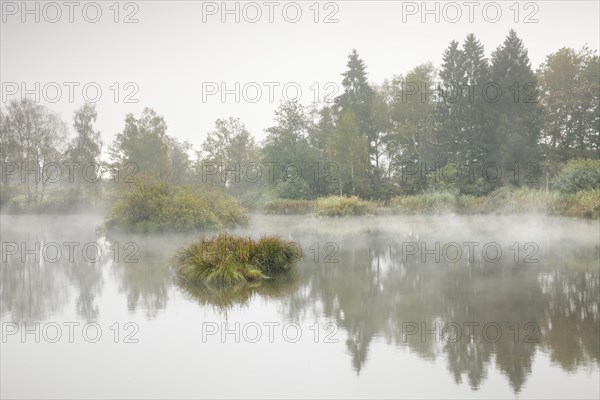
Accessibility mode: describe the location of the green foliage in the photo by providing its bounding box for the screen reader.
[261,101,318,198]
[263,199,315,215]
[315,195,377,217]
[105,179,247,233]
[390,191,458,214]
[553,159,600,194]
[489,30,541,171]
[483,187,562,214]
[561,189,600,219]
[538,47,599,161]
[199,189,250,228]
[109,108,172,179]
[250,236,303,275]
[2,32,598,221]
[173,233,302,286]
[272,179,313,200]
[388,188,599,217]
[198,117,260,196]
[335,49,376,176]
[332,111,370,196]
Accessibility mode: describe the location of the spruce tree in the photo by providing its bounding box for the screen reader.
[489,30,541,182]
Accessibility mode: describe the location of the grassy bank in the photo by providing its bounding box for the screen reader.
[261,196,377,217]
[315,196,378,217]
[258,188,599,219]
[263,199,315,215]
[389,188,600,218]
[173,233,302,286]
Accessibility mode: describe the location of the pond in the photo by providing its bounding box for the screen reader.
[1,214,598,398]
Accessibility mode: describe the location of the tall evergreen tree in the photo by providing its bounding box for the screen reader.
[437,35,490,167]
[437,40,465,163]
[489,30,541,179]
[335,50,377,186]
[460,33,491,164]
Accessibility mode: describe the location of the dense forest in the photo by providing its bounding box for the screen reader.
[1,30,598,217]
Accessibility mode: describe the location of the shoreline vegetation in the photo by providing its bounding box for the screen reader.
[173,233,302,286]
[262,188,600,219]
[104,179,248,233]
[2,33,598,221]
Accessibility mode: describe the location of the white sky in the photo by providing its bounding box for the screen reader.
[1,0,599,155]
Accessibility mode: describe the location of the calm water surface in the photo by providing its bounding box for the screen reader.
[1,214,599,399]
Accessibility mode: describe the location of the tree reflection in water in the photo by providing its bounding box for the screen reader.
[1,214,598,394]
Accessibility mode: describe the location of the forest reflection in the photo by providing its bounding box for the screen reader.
[1,214,598,393]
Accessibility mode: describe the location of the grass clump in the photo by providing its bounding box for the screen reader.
[173,233,302,286]
[105,180,247,233]
[315,195,377,217]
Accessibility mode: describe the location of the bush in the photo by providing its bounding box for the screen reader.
[173,233,302,286]
[263,199,314,215]
[315,196,377,217]
[553,159,600,194]
[105,180,247,233]
[561,189,600,219]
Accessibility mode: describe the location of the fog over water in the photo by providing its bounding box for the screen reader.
[1,214,598,398]
[2,0,599,398]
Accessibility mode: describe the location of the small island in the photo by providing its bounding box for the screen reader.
[173,233,302,286]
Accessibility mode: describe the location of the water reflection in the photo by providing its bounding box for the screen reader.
[1,214,598,394]
[175,271,301,312]
[106,233,177,318]
[0,215,104,322]
[245,215,599,392]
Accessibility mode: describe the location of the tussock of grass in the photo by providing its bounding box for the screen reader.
[173,233,302,286]
[315,196,377,217]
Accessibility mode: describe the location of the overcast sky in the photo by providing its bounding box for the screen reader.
[2,0,599,155]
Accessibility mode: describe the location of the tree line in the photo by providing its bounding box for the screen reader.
[1,30,598,210]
